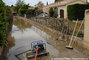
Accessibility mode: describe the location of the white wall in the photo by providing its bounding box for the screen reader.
[57,0,86,19]
[43,0,86,19]
[84,9,89,50]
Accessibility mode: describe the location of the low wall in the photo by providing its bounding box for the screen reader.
[30,17,69,32]
[15,16,85,50]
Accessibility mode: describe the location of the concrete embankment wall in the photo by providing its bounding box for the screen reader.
[15,16,85,51]
[14,16,61,37]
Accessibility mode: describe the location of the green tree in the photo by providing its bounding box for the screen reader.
[49,8,54,17]
[20,4,29,9]
[14,0,25,13]
[26,9,35,17]
[47,2,48,5]
[16,0,25,6]
[55,0,63,2]
[19,4,29,16]
[67,4,89,20]
[0,0,8,45]
[55,0,58,2]
[37,1,44,7]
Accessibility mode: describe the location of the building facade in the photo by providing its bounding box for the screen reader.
[43,0,86,19]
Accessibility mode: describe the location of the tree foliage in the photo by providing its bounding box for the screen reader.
[16,0,25,6]
[26,9,35,17]
[19,9,27,16]
[14,0,25,13]
[0,0,8,45]
[38,1,44,7]
[19,4,29,16]
[49,8,54,17]
[47,2,48,5]
[20,4,29,9]
[67,4,89,20]
[0,0,13,45]
[55,0,63,2]
[55,0,58,2]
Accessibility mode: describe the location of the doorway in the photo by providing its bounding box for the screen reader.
[60,9,64,18]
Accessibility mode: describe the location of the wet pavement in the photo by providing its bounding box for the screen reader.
[1,18,89,60]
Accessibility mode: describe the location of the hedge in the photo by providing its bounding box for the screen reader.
[19,9,36,17]
[19,9,27,16]
[26,9,35,16]
[55,0,58,2]
[0,0,8,45]
[67,4,89,20]
[49,8,54,17]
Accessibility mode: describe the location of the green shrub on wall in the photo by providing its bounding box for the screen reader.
[49,8,54,17]
[67,4,89,20]
[19,4,29,16]
[55,0,58,2]
[26,9,35,17]
[0,0,8,45]
[19,9,27,16]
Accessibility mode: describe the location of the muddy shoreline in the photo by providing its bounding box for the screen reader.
[1,16,89,60]
[15,16,89,57]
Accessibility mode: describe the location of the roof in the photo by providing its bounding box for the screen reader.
[43,0,86,8]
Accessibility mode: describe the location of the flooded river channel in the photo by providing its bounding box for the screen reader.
[1,18,89,60]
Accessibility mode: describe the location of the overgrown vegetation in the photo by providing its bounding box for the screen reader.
[0,0,8,45]
[26,9,36,17]
[55,0,58,2]
[37,1,44,7]
[13,0,43,17]
[49,8,58,18]
[49,8,54,17]
[67,4,89,20]
[6,6,13,20]
[18,5,43,17]
[13,0,24,13]
[19,4,29,16]
[55,0,63,2]
[77,31,84,37]
[18,4,37,17]
[0,0,13,45]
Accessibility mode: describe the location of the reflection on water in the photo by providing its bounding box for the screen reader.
[2,18,89,60]
[6,19,59,60]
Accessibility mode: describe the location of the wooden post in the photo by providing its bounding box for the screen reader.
[68,19,78,47]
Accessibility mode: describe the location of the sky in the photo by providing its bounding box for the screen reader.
[3,0,55,6]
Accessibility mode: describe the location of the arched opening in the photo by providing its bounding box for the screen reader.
[60,9,64,18]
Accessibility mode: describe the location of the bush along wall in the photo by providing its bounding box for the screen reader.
[18,4,29,16]
[6,6,13,32]
[18,4,37,17]
[19,9,27,16]
[0,0,8,46]
[67,4,89,20]
[26,9,36,18]
[49,8,54,17]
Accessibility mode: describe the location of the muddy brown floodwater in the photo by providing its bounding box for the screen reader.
[1,18,89,60]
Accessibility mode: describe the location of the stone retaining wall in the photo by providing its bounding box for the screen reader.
[15,16,84,50]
